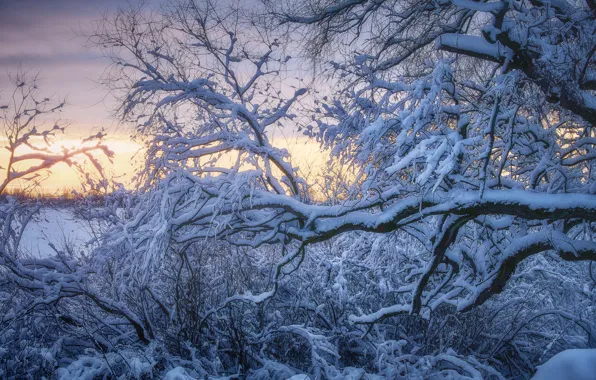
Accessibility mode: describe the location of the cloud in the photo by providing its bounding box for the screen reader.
[0,1,110,65]
[0,0,123,130]
[0,0,165,191]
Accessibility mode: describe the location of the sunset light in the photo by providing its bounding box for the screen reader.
[0,136,143,192]
[2,0,596,378]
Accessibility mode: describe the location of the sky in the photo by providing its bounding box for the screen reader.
[0,0,326,194]
[0,0,122,128]
[0,0,144,192]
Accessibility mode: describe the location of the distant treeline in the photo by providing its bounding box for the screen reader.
[0,187,112,206]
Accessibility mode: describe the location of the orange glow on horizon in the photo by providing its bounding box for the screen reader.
[0,136,145,193]
[1,135,329,194]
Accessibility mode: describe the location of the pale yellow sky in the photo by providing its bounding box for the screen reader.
[1,134,328,193]
[0,136,139,193]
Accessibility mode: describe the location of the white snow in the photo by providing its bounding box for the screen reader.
[163,367,195,380]
[19,207,94,258]
[532,349,596,380]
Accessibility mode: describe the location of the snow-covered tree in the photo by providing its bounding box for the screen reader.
[93,0,596,324]
[0,69,113,195]
[265,0,596,321]
[69,0,596,377]
[3,0,596,377]
[0,72,139,378]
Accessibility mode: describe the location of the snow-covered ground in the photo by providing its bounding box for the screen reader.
[532,349,596,380]
[19,207,95,258]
